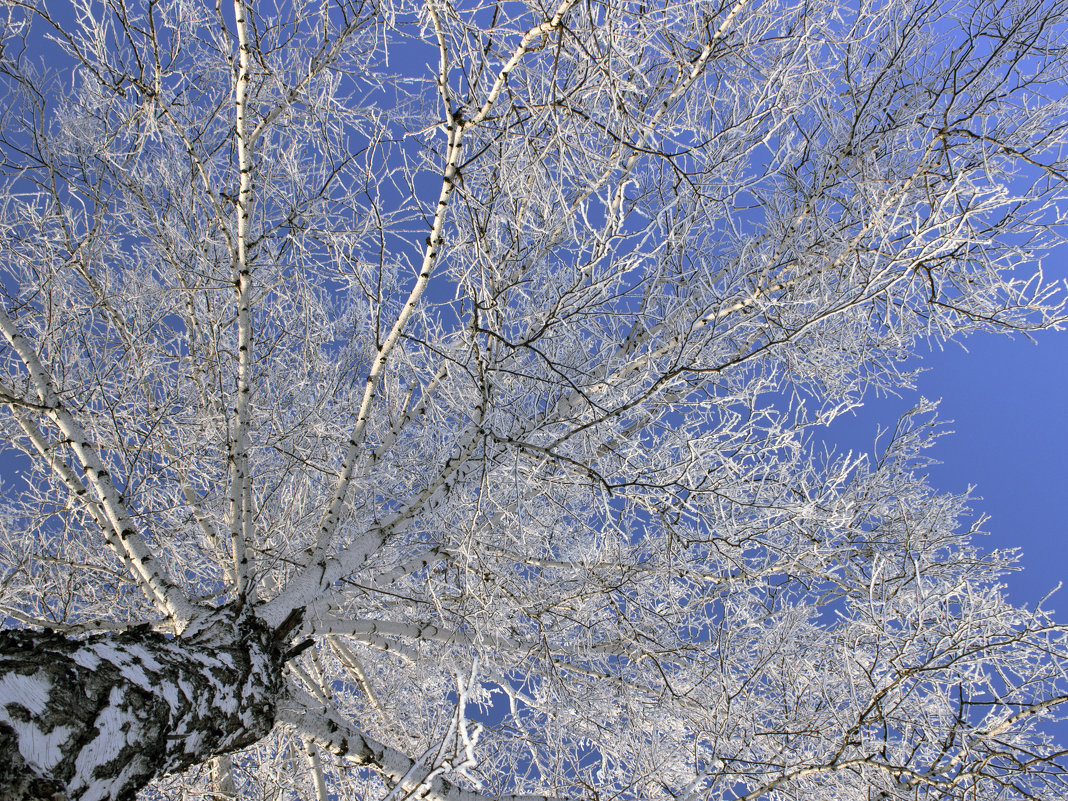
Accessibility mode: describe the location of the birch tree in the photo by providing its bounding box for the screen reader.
[1,0,1068,799]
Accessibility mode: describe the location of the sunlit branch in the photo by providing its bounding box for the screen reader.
[0,606,135,636]
[279,690,569,801]
[0,307,199,626]
[47,248,235,583]
[305,739,331,801]
[264,393,484,623]
[465,0,582,130]
[328,636,389,721]
[315,616,646,662]
[228,0,255,598]
[302,129,464,572]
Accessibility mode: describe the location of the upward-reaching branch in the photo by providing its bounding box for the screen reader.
[272,0,583,625]
[0,306,199,627]
[229,0,256,598]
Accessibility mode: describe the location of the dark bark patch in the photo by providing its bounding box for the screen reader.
[0,605,285,801]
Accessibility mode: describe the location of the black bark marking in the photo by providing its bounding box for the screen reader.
[0,605,285,801]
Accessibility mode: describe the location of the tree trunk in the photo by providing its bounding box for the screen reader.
[0,605,285,801]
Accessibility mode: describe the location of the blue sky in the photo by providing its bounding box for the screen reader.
[827,324,1068,612]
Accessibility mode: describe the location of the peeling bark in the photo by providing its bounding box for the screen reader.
[0,606,285,801]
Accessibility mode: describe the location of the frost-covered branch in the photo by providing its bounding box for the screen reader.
[279,688,565,801]
[0,307,198,627]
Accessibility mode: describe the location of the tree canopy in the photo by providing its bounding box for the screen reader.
[1,0,1068,799]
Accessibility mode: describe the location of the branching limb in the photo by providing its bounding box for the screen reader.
[262,418,483,627]
[0,307,199,627]
[464,0,581,130]
[305,739,330,801]
[305,135,465,565]
[279,688,564,801]
[328,636,388,722]
[0,606,147,635]
[294,0,586,588]
[314,617,636,661]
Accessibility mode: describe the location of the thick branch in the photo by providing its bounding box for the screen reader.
[278,691,566,801]
[0,307,198,627]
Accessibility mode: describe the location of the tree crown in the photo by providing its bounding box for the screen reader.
[1,0,1067,799]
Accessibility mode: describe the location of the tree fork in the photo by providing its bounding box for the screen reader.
[0,605,285,801]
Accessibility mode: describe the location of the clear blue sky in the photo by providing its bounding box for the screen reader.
[820,309,1068,747]
[827,325,1068,612]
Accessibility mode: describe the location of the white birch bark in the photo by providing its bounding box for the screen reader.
[0,607,282,801]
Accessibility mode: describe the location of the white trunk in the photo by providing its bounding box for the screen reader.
[0,606,284,801]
